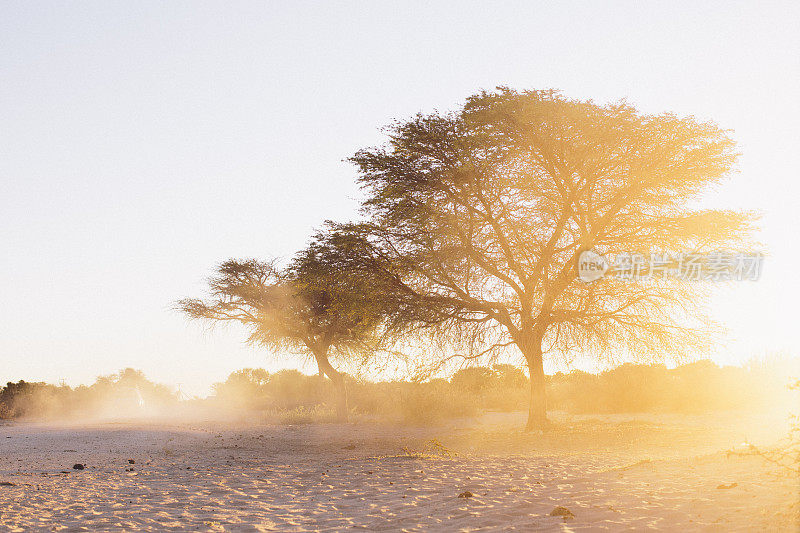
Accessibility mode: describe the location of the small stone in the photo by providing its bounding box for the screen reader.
[72,464,85,470]
[342,444,357,450]
[550,506,575,519]
[0,481,15,486]
[458,491,473,498]
[128,459,135,464]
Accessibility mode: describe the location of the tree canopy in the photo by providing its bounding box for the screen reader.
[176,235,396,420]
[345,88,757,429]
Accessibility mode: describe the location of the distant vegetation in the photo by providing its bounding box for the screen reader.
[209,358,797,424]
[1,359,795,424]
[0,368,176,420]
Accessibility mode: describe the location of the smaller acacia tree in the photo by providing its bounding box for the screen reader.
[176,236,389,421]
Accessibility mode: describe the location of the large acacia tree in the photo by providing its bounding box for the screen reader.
[348,88,756,430]
[176,236,391,421]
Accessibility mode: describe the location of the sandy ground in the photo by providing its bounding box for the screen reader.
[0,412,797,532]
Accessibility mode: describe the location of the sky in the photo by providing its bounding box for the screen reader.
[1,1,798,396]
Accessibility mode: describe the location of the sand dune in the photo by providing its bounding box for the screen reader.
[0,413,797,531]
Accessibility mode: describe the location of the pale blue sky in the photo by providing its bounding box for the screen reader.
[1,1,798,395]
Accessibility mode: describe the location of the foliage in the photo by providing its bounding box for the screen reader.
[0,380,71,419]
[0,368,177,420]
[206,358,796,423]
[277,405,339,425]
[175,241,397,420]
[344,87,757,428]
[176,257,381,364]
[3,360,793,426]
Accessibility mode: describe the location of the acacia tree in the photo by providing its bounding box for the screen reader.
[176,239,389,421]
[347,88,756,430]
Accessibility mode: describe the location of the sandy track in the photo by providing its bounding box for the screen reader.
[0,416,797,531]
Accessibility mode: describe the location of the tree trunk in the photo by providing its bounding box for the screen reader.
[329,372,348,422]
[522,337,548,431]
[314,352,348,422]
